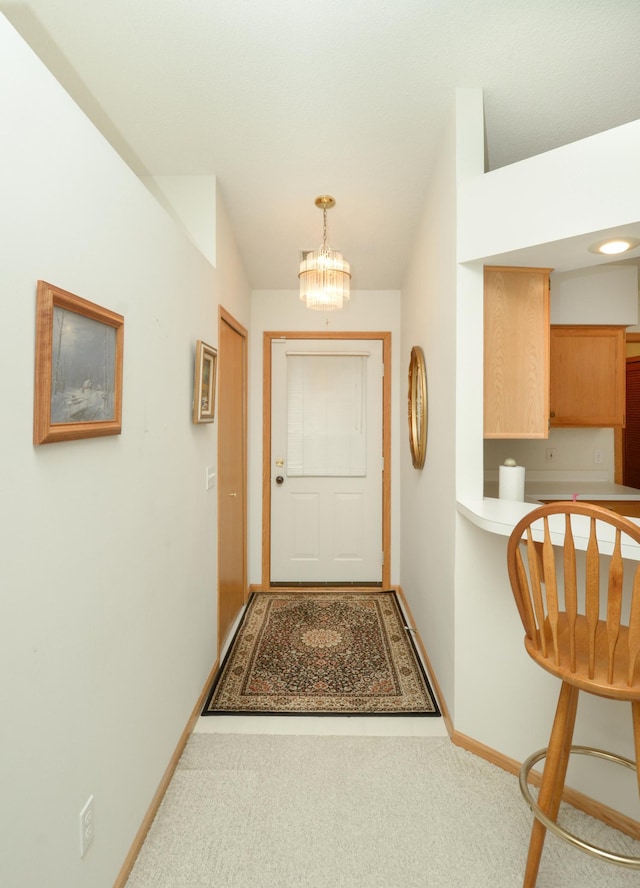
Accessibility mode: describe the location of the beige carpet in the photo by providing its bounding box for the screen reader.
[125,733,640,888]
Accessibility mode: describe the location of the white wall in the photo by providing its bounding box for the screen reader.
[141,175,217,267]
[551,263,638,325]
[459,118,640,263]
[248,290,401,585]
[0,15,249,888]
[450,90,640,818]
[399,108,459,715]
[484,428,616,483]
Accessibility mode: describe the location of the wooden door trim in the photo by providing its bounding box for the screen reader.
[262,331,392,589]
[217,307,248,651]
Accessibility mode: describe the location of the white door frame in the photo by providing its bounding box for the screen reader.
[262,331,391,589]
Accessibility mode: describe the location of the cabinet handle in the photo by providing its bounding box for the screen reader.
[550,411,556,418]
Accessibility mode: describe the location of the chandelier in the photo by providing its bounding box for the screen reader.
[299,195,351,311]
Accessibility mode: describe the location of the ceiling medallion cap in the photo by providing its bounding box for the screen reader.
[315,195,335,211]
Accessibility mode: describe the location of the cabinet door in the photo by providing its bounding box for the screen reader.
[623,357,640,486]
[549,326,625,427]
[484,266,551,439]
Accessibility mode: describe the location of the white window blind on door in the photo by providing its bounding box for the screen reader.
[286,353,368,477]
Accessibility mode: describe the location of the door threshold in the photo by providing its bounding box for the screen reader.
[268,581,384,589]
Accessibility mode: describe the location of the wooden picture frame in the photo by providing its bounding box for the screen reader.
[33,281,124,445]
[193,340,217,423]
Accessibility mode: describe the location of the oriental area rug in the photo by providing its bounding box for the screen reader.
[202,590,440,716]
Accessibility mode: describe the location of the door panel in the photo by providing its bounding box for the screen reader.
[333,493,364,558]
[270,338,383,583]
[289,493,320,559]
[217,310,247,648]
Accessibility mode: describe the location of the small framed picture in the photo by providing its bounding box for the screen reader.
[33,281,124,445]
[193,340,217,423]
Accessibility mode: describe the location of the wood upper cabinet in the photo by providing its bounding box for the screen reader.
[549,325,625,427]
[484,266,552,439]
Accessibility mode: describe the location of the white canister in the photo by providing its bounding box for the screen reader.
[498,461,525,501]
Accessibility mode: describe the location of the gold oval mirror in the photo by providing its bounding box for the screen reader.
[408,345,427,469]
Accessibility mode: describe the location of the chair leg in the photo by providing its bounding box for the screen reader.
[523,682,579,888]
[633,702,640,800]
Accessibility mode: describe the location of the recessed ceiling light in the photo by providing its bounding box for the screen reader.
[588,237,640,255]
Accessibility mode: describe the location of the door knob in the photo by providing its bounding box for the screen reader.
[275,475,284,485]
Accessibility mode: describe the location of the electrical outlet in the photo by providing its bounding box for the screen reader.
[594,448,602,464]
[79,795,94,858]
[546,448,557,463]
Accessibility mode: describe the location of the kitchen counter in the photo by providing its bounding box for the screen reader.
[484,478,640,502]
[526,481,640,503]
[460,477,640,560]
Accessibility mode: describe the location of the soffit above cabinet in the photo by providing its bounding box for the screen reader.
[550,264,638,326]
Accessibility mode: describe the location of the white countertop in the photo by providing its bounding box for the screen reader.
[459,481,640,561]
[458,496,534,538]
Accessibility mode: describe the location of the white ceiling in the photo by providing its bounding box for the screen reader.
[4,0,640,288]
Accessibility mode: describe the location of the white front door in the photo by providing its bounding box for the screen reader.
[270,338,383,584]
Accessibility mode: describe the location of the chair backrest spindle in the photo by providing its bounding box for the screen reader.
[541,517,560,666]
[527,528,547,656]
[514,543,538,647]
[563,514,578,672]
[585,518,600,680]
[606,530,624,684]
[628,570,640,686]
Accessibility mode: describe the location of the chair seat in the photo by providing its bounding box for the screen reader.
[525,615,640,701]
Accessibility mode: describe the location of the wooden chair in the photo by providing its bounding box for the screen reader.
[506,502,640,886]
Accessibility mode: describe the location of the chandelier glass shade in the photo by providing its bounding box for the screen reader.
[299,196,351,311]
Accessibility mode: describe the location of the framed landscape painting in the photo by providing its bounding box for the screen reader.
[193,339,217,423]
[33,281,124,444]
